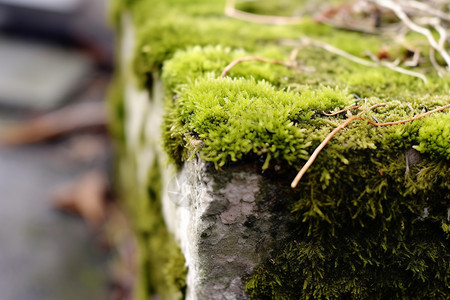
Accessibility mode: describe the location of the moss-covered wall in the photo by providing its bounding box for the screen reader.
[109,0,449,299]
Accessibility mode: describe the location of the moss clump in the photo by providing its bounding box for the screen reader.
[246,227,450,299]
[415,113,450,160]
[107,74,126,146]
[109,0,450,299]
[132,15,305,88]
[246,157,450,299]
[117,154,187,300]
[161,45,449,169]
[162,45,292,92]
[160,45,449,299]
[108,79,186,299]
[164,75,353,167]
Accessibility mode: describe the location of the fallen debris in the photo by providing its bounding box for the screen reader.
[53,169,109,229]
[0,101,107,146]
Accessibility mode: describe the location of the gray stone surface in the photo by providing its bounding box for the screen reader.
[162,157,296,300]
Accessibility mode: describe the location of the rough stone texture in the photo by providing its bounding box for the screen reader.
[163,158,296,300]
[121,19,296,300]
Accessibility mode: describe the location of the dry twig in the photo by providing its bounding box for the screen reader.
[322,104,363,116]
[375,0,450,69]
[429,49,447,77]
[299,37,379,67]
[291,102,450,188]
[280,38,428,83]
[225,0,302,25]
[291,103,384,188]
[0,101,107,145]
[403,48,420,67]
[365,103,450,126]
[221,56,294,77]
[365,50,428,83]
[399,0,450,22]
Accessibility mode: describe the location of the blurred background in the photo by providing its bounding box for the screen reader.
[0,0,134,299]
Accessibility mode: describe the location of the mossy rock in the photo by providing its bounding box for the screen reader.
[109,0,450,299]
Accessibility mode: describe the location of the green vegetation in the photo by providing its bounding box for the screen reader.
[116,152,187,300]
[109,0,450,299]
[161,44,449,170]
[415,113,450,160]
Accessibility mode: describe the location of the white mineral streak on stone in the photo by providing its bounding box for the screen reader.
[121,14,154,186]
[161,163,193,286]
[122,14,145,153]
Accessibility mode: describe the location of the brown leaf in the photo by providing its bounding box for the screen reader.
[53,170,108,228]
[0,101,107,146]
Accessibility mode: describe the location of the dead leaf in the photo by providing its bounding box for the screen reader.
[64,134,109,164]
[0,101,107,146]
[53,169,108,228]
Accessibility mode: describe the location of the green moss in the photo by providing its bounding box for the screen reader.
[116,154,187,300]
[108,48,187,300]
[132,15,305,88]
[246,227,450,299]
[161,44,449,168]
[109,0,450,299]
[139,158,186,300]
[106,74,126,146]
[163,75,354,168]
[414,113,450,160]
[162,45,291,92]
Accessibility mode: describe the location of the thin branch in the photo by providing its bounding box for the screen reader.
[322,104,362,116]
[289,47,301,65]
[299,37,379,67]
[365,103,450,126]
[225,0,302,25]
[381,60,427,83]
[399,0,450,22]
[291,104,384,188]
[433,21,447,51]
[375,0,450,68]
[429,48,446,77]
[365,50,427,83]
[221,56,293,77]
[291,116,360,188]
[403,48,420,67]
[282,38,428,83]
[291,102,450,188]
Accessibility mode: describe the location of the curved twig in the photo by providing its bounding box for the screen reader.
[399,0,450,22]
[281,38,428,83]
[291,115,360,188]
[365,49,428,83]
[291,104,385,188]
[291,102,449,188]
[365,103,450,126]
[300,37,379,68]
[221,56,294,77]
[322,104,362,116]
[225,0,302,25]
[375,0,450,68]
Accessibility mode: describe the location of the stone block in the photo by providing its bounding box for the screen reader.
[110,1,450,299]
